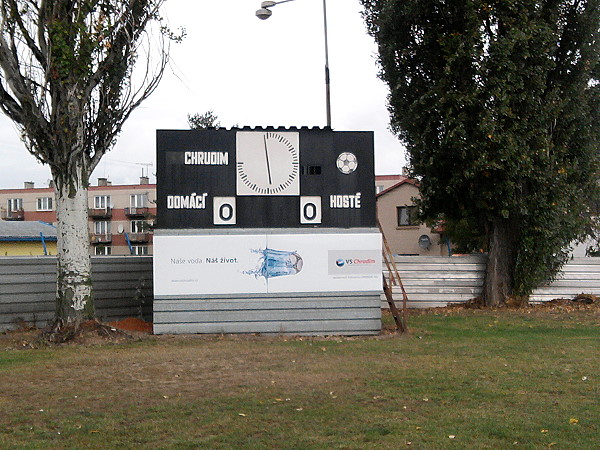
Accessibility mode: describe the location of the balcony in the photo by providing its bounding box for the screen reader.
[1,209,24,221]
[125,207,149,218]
[127,232,150,243]
[91,234,112,244]
[89,207,112,219]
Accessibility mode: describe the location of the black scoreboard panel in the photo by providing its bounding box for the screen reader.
[156,128,375,229]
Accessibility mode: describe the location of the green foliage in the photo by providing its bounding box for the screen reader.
[440,217,487,254]
[363,0,600,297]
[187,110,221,129]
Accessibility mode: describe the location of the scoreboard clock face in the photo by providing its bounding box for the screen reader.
[156,128,375,229]
[236,131,300,196]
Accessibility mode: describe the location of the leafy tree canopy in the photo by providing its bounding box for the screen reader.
[188,110,221,129]
[363,0,600,302]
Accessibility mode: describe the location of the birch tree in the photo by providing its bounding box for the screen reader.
[0,0,177,327]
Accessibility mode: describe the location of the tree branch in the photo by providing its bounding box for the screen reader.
[0,79,23,122]
[9,0,46,67]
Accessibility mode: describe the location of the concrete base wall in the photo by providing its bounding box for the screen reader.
[154,292,381,336]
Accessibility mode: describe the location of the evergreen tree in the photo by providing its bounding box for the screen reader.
[362,0,600,305]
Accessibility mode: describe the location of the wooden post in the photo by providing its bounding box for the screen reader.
[378,220,408,333]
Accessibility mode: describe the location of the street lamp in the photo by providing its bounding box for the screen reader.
[256,0,332,128]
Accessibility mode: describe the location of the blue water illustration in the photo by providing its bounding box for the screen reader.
[245,248,303,279]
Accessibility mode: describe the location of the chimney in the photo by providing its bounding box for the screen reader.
[24,181,35,189]
[98,178,108,187]
[140,176,149,185]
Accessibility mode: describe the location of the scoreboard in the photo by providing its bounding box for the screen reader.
[153,127,382,335]
[156,127,375,229]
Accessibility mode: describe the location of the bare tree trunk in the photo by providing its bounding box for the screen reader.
[54,169,94,324]
[483,218,517,307]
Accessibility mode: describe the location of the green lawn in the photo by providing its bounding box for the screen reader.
[1,307,598,448]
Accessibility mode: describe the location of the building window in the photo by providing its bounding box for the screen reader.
[36,197,53,211]
[132,245,148,256]
[7,198,23,211]
[94,220,111,235]
[95,246,112,256]
[130,194,147,208]
[131,220,147,233]
[94,195,111,209]
[397,206,418,226]
[376,185,385,194]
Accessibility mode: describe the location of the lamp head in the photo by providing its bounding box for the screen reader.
[256,8,273,20]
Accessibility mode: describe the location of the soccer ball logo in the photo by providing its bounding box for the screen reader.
[336,152,358,174]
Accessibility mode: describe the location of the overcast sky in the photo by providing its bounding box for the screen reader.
[0,0,407,189]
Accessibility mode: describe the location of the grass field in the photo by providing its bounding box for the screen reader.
[1,305,599,449]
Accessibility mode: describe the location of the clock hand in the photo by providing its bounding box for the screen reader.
[264,134,273,185]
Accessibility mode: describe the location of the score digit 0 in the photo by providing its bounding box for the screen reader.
[213,197,236,225]
[300,196,322,224]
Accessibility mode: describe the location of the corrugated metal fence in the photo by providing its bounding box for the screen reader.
[530,257,600,302]
[2,255,599,331]
[383,255,600,308]
[382,255,486,308]
[0,256,153,331]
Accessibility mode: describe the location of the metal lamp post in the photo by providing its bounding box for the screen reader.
[256,0,332,128]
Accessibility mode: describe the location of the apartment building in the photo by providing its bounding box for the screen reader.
[3,172,443,257]
[0,177,156,256]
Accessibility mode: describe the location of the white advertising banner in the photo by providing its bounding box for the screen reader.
[153,232,382,296]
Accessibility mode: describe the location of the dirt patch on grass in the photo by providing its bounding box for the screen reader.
[108,317,153,333]
[0,319,139,349]
[418,295,600,315]
[0,329,39,350]
[40,319,136,345]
